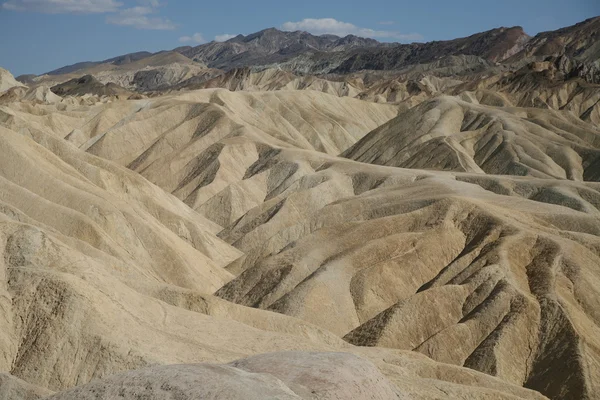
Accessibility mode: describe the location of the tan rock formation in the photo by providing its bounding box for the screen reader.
[0,64,599,399]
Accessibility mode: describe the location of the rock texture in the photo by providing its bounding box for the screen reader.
[0,88,398,217]
[33,17,600,81]
[50,75,132,97]
[508,17,600,65]
[0,67,26,94]
[0,82,553,400]
[47,351,547,400]
[46,352,404,400]
[215,155,600,400]
[26,52,218,93]
[0,374,52,400]
[343,96,600,180]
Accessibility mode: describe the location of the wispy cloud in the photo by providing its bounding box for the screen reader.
[214,34,236,42]
[2,0,122,13]
[281,18,423,41]
[106,4,175,30]
[179,33,205,44]
[3,0,176,30]
[136,0,159,6]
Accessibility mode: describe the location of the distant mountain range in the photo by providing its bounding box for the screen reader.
[36,16,599,79]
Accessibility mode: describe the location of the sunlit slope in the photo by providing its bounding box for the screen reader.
[343,96,600,180]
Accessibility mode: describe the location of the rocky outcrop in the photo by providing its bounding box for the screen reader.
[343,96,600,180]
[46,352,547,400]
[508,16,600,64]
[0,67,26,93]
[50,75,132,97]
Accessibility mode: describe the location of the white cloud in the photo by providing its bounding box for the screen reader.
[179,32,205,44]
[137,0,159,6]
[281,18,423,41]
[106,5,176,30]
[3,0,177,31]
[2,0,122,13]
[214,33,235,42]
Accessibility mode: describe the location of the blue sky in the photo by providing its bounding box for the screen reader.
[1,0,598,76]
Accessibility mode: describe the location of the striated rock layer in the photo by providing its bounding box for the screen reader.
[343,96,600,180]
[0,72,599,399]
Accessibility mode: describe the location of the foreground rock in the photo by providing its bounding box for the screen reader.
[0,374,52,400]
[47,352,546,400]
[215,151,600,399]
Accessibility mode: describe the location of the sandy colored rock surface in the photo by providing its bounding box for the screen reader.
[47,351,547,400]
[213,150,600,399]
[1,39,600,399]
[0,86,554,400]
[0,67,26,94]
[47,352,403,400]
[343,96,600,180]
[0,373,52,400]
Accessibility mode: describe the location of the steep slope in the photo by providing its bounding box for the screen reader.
[180,28,379,69]
[473,58,600,125]
[343,96,600,180]
[175,67,362,98]
[0,89,398,220]
[5,53,600,398]
[33,52,217,92]
[50,75,133,97]
[24,16,600,94]
[0,115,340,391]
[508,16,600,64]
[331,26,529,74]
[0,67,26,93]
[0,90,549,400]
[213,151,600,399]
[45,51,154,76]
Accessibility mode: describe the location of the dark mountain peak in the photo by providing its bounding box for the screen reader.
[244,27,286,41]
[334,34,379,47]
[173,45,193,53]
[39,17,599,85]
[318,33,341,41]
[15,74,37,84]
[491,25,526,33]
[45,50,155,76]
[258,27,280,34]
[107,51,153,66]
[75,74,95,84]
[227,34,246,43]
[508,16,600,63]
[538,15,600,36]
[466,25,529,41]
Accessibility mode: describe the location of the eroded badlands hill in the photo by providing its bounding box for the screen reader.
[3,13,600,400]
[0,82,557,400]
[343,96,600,180]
